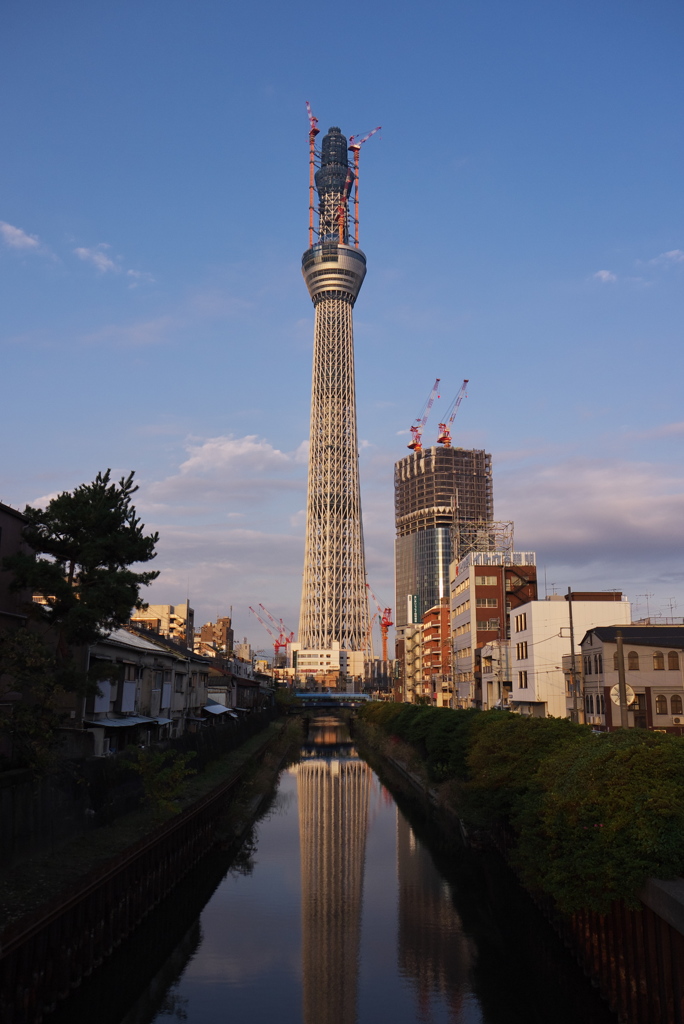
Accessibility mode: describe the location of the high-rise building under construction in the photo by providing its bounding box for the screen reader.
[298,114,374,659]
[394,446,493,631]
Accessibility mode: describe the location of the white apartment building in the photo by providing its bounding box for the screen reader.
[509,594,631,718]
[291,642,365,690]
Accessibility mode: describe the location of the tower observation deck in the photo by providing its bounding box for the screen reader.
[298,122,372,653]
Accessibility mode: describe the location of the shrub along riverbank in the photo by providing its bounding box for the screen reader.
[357,702,684,913]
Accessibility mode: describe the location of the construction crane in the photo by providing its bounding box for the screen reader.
[306,101,320,249]
[258,604,295,652]
[366,584,393,662]
[348,126,381,248]
[248,606,294,664]
[408,377,441,450]
[437,379,469,447]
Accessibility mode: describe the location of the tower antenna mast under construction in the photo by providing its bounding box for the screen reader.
[298,106,380,656]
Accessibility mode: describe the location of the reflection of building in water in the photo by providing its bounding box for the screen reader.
[293,739,371,1024]
[397,813,473,1022]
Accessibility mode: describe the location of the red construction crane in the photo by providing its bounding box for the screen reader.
[348,125,381,248]
[366,584,393,662]
[408,377,441,451]
[437,379,469,447]
[249,606,294,663]
[258,603,295,657]
[306,101,320,249]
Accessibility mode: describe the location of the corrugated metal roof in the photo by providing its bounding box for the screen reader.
[98,627,180,656]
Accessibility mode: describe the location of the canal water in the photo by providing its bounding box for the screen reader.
[52,717,616,1024]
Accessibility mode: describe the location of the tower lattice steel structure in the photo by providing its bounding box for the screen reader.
[298,118,373,650]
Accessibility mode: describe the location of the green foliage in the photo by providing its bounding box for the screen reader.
[463,714,588,825]
[274,687,302,710]
[0,629,65,773]
[128,749,197,818]
[360,701,684,911]
[514,730,684,912]
[3,470,158,693]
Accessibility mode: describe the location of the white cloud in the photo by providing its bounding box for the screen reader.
[144,434,306,508]
[74,244,119,273]
[126,268,156,287]
[650,249,684,266]
[593,270,617,283]
[0,221,41,250]
[497,458,684,564]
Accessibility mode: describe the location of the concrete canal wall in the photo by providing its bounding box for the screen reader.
[0,714,294,1024]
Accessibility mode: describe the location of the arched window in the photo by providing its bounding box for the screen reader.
[628,651,640,671]
[599,694,605,715]
[668,651,680,671]
[671,694,683,716]
[653,651,665,671]
[589,693,595,714]
[613,651,619,671]
[655,694,668,715]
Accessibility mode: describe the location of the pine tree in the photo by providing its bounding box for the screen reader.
[3,470,159,692]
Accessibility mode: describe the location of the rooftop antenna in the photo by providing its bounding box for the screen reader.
[636,593,654,618]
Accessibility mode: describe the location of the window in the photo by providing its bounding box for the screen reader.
[586,693,594,714]
[598,694,605,715]
[516,641,528,660]
[583,655,592,676]
[514,613,527,632]
[476,597,498,607]
[655,694,668,715]
[627,651,640,671]
[653,651,665,671]
[594,653,603,674]
[454,579,470,596]
[668,651,680,671]
[632,693,646,711]
[454,599,470,615]
[613,652,619,671]
[475,575,498,586]
[518,671,528,688]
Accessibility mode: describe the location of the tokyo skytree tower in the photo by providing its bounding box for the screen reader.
[298,111,378,650]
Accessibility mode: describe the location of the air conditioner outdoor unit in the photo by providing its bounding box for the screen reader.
[674,718,681,724]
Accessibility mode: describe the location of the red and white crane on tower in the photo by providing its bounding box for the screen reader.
[437,379,469,447]
[407,377,441,451]
[248,605,295,664]
[348,125,381,248]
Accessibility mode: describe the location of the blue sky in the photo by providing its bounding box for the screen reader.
[1,0,683,649]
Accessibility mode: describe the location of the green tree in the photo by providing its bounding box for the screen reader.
[0,628,63,772]
[513,729,684,912]
[3,470,159,694]
[129,749,197,818]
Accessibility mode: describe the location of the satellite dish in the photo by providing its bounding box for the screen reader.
[610,683,635,706]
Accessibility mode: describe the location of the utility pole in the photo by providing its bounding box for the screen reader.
[567,588,579,722]
[615,630,630,728]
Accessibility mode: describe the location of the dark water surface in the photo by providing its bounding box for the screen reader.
[52,717,616,1024]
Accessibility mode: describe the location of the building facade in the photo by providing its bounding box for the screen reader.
[130,601,195,648]
[508,593,631,718]
[395,446,493,633]
[578,625,684,733]
[451,551,537,708]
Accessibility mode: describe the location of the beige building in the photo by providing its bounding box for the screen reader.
[130,601,194,647]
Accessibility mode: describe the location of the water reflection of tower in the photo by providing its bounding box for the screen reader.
[294,740,372,1024]
[397,814,473,1022]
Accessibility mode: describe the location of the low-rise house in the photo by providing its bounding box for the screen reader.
[579,625,684,733]
[508,592,631,719]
